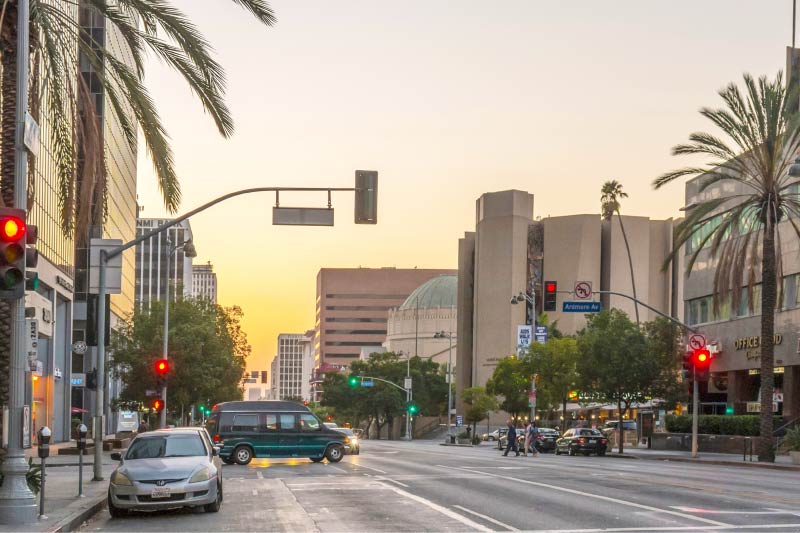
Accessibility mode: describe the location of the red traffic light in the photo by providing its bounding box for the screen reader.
[545,282,557,293]
[153,399,164,411]
[692,348,711,367]
[155,359,169,375]
[0,215,25,242]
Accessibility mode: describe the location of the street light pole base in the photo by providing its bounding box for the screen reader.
[0,452,38,525]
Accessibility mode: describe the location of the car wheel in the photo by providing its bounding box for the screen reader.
[204,482,222,513]
[310,457,324,463]
[326,444,344,463]
[568,446,576,456]
[233,445,254,465]
[108,492,127,519]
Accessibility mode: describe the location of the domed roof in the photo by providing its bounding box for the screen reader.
[399,275,457,310]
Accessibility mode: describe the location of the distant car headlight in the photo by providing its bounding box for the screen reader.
[189,467,211,483]
[350,437,358,445]
[111,470,133,486]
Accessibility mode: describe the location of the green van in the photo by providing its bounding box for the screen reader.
[205,401,350,465]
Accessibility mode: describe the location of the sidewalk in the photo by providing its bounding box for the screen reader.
[24,441,118,468]
[606,447,800,471]
[0,446,118,532]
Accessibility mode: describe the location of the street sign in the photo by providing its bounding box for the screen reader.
[22,405,31,448]
[404,377,412,390]
[534,325,548,344]
[273,207,334,226]
[89,239,123,294]
[562,301,601,313]
[145,389,159,397]
[455,416,463,427]
[517,325,532,349]
[688,334,707,350]
[361,380,374,387]
[574,281,592,300]
[25,319,38,369]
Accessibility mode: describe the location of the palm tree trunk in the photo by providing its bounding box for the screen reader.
[758,224,777,463]
[0,27,19,426]
[616,210,640,325]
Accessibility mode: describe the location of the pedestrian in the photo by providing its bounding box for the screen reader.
[527,422,539,456]
[137,420,149,434]
[503,419,519,457]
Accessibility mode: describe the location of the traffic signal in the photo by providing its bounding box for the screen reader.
[692,348,711,382]
[155,359,169,387]
[354,170,378,224]
[681,352,693,382]
[86,369,97,391]
[543,281,558,311]
[348,375,359,388]
[152,398,164,411]
[407,402,419,415]
[0,207,27,299]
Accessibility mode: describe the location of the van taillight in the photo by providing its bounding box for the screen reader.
[213,434,220,443]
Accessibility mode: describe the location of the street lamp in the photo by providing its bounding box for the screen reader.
[434,331,456,440]
[397,350,413,441]
[160,237,197,428]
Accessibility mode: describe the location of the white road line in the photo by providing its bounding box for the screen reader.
[528,525,800,532]
[440,465,731,528]
[375,476,409,488]
[672,506,796,515]
[255,470,263,479]
[453,504,519,531]
[251,489,258,496]
[327,465,348,474]
[377,483,492,532]
[352,463,387,474]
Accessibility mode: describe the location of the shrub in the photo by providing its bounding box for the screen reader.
[665,415,782,436]
[783,426,800,451]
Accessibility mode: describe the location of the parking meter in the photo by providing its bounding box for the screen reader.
[77,424,88,450]
[37,426,51,458]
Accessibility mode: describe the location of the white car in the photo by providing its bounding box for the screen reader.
[108,428,222,517]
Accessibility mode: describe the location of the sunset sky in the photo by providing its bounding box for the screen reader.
[135,1,793,370]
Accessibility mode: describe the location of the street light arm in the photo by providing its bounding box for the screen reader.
[355,375,408,394]
[593,290,697,333]
[105,186,355,260]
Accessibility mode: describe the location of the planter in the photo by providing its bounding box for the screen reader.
[457,438,472,445]
[790,451,800,465]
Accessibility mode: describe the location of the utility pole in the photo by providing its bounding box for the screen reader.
[161,237,172,429]
[0,0,38,523]
[691,378,699,458]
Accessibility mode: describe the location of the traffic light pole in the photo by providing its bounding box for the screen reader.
[0,0,38,523]
[691,378,699,458]
[91,184,368,479]
[161,241,171,429]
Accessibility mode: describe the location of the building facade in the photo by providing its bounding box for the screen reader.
[276,334,306,400]
[682,174,800,419]
[192,261,218,303]
[456,190,682,415]
[384,275,457,366]
[242,370,269,401]
[134,218,195,307]
[314,267,456,370]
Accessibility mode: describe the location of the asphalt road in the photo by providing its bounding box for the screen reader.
[80,440,800,532]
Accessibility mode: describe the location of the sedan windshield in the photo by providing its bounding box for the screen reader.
[126,435,206,459]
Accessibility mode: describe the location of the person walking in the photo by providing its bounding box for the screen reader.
[137,420,149,434]
[526,422,540,456]
[503,420,519,457]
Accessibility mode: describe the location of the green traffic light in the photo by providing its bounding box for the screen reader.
[348,375,359,387]
[725,406,734,415]
[407,403,418,414]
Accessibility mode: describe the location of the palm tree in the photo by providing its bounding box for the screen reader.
[654,72,800,463]
[0,0,275,415]
[600,180,640,324]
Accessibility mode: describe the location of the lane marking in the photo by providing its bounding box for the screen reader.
[672,506,799,515]
[255,470,263,479]
[351,463,387,474]
[453,504,519,531]
[526,525,800,532]
[378,483,492,532]
[251,489,258,496]
[440,465,731,528]
[376,476,409,488]
[327,465,348,474]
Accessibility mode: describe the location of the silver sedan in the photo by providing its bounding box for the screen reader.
[108,428,222,517]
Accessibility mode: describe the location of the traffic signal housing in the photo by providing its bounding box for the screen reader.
[692,348,711,382]
[681,352,693,382]
[155,359,169,387]
[348,375,359,388]
[354,170,378,224]
[0,207,27,299]
[543,281,558,312]
[152,398,164,412]
[407,402,419,415]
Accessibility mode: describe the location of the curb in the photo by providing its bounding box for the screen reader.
[47,495,106,533]
[607,453,800,471]
[439,443,473,447]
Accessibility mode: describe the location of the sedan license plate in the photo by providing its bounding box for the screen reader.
[588,438,597,443]
[150,487,171,499]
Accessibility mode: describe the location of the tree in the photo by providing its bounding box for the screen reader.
[486,356,529,418]
[461,387,498,438]
[526,337,580,429]
[110,299,249,423]
[0,0,275,426]
[577,310,657,453]
[601,180,640,324]
[654,72,800,462]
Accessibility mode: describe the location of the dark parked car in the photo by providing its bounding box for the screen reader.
[531,427,559,453]
[555,428,608,456]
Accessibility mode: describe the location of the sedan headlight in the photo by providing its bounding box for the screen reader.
[350,437,358,445]
[111,470,133,486]
[189,467,211,483]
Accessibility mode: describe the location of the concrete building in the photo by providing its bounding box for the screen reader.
[134,218,195,308]
[70,2,140,437]
[682,174,800,419]
[384,275,457,366]
[299,330,315,401]
[276,334,306,400]
[192,261,218,303]
[456,190,682,415]
[242,370,269,401]
[314,267,456,370]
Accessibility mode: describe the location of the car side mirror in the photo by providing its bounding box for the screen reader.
[212,446,220,456]
[111,452,122,461]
